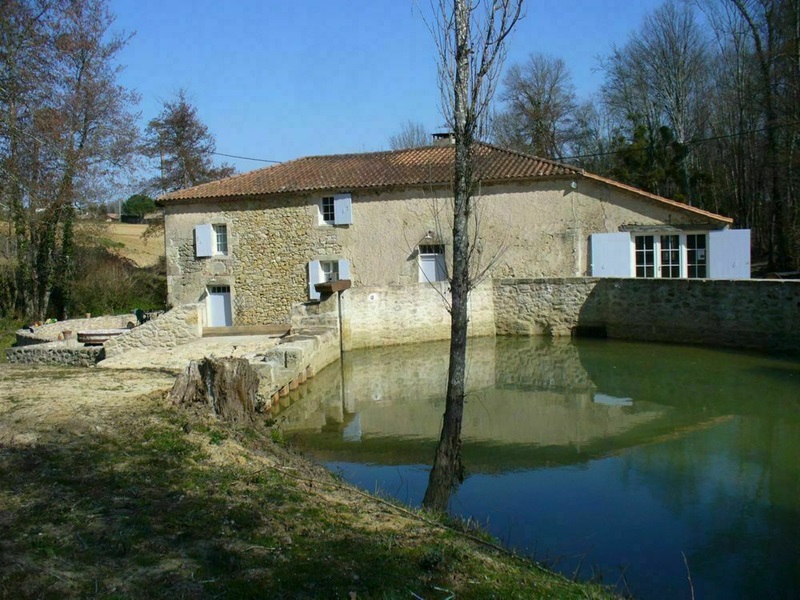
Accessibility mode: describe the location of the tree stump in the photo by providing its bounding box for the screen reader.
[169,357,258,424]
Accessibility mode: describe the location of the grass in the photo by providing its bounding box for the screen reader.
[0,386,618,599]
[0,317,23,363]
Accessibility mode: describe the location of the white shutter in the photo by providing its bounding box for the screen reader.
[709,229,751,279]
[333,193,353,225]
[338,258,351,281]
[590,232,632,277]
[308,260,322,300]
[195,224,213,258]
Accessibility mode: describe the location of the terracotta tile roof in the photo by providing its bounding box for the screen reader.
[157,142,733,225]
[157,143,582,202]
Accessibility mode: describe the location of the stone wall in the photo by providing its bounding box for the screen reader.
[494,278,800,355]
[6,341,104,366]
[164,197,343,326]
[103,304,202,358]
[15,314,135,346]
[339,281,495,350]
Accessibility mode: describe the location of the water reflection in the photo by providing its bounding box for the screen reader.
[280,337,800,599]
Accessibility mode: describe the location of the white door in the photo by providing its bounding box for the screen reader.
[208,286,232,326]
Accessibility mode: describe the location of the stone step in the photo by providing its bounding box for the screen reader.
[203,325,290,337]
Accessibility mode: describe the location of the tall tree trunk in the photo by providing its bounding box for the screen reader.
[423,0,472,512]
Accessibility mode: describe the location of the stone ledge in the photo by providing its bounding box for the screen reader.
[6,341,105,367]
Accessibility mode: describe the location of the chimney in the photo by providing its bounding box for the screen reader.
[431,132,455,147]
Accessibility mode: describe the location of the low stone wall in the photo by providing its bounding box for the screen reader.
[103,304,202,358]
[6,340,104,367]
[340,281,495,351]
[494,278,800,355]
[15,314,135,346]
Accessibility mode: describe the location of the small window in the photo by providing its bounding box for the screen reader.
[321,197,335,224]
[320,260,339,282]
[213,224,228,255]
[418,244,446,282]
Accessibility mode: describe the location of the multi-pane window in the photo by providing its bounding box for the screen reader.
[321,196,335,224]
[659,235,680,278]
[634,233,707,278]
[686,234,707,278]
[635,236,655,277]
[213,224,228,255]
[320,260,339,282]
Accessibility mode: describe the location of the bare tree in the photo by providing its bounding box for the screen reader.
[0,0,140,320]
[492,53,578,158]
[422,0,523,512]
[601,1,709,145]
[388,119,430,149]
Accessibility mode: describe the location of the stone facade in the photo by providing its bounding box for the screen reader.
[103,304,203,358]
[494,278,800,354]
[164,178,724,327]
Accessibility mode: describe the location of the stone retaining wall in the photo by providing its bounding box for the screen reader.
[340,281,495,350]
[6,341,104,367]
[103,304,202,358]
[494,278,800,355]
[15,314,135,346]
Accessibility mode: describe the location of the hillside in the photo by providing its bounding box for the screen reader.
[81,222,165,268]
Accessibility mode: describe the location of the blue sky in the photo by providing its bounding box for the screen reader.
[110,0,665,175]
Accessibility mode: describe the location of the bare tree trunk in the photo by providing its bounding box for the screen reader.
[423,0,472,512]
[422,0,522,512]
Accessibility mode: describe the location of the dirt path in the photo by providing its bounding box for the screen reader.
[0,365,175,448]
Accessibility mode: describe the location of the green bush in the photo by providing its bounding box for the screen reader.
[66,246,166,317]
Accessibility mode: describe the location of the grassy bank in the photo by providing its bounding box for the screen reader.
[0,365,617,599]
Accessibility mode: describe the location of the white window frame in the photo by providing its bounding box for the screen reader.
[319,196,335,224]
[418,243,447,283]
[317,193,353,226]
[320,260,339,282]
[633,232,708,279]
[213,223,228,256]
[308,258,351,300]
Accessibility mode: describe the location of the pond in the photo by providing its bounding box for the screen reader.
[281,337,800,599]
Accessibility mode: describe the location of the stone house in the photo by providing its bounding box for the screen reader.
[157,143,747,327]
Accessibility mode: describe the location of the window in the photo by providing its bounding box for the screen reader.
[317,193,353,225]
[418,244,446,283]
[659,235,680,278]
[634,233,708,279]
[194,223,229,258]
[686,234,707,278]
[635,236,655,278]
[321,197,335,224]
[213,224,228,255]
[320,260,339,282]
[308,258,351,300]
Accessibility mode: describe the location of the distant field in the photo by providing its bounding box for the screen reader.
[2,221,165,268]
[79,222,165,268]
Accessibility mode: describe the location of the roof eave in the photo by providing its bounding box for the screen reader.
[581,172,734,225]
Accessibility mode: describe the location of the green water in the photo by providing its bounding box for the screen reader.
[283,337,800,599]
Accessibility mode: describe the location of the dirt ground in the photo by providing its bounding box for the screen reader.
[0,363,614,599]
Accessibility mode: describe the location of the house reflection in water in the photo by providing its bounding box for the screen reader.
[278,337,710,472]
